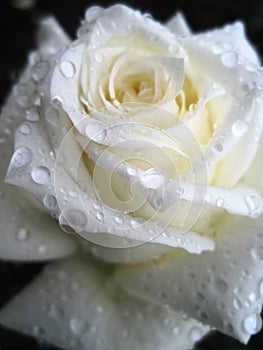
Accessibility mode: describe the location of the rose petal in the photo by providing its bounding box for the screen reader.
[115,214,263,343]
[0,76,77,261]
[37,16,71,55]
[0,256,210,350]
[166,12,191,36]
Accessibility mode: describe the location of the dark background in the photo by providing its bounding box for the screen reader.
[0,0,263,349]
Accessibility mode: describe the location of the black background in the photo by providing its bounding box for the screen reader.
[0,0,263,349]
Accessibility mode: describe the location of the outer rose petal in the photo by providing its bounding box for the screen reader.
[0,256,210,350]
[0,68,77,261]
[115,214,263,343]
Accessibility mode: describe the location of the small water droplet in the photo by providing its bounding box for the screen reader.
[232,120,248,137]
[59,61,76,79]
[31,166,51,184]
[212,142,223,153]
[243,313,262,334]
[32,61,50,81]
[216,198,225,208]
[233,298,241,310]
[11,147,32,168]
[248,292,257,302]
[16,227,30,241]
[19,123,31,135]
[245,195,262,215]
[221,51,238,68]
[26,107,39,122]
[127,166,136,176]
[258,279,263,296]
[95,52,104,63]
[250,246,263,261]
[97,212,104,221]
[189,327,203,341]
[212,43,223,55]
[38,244,47,254]
[115,215,124,225]
[139,168,168,189]
[215,278,228,293]
[63,209,88,232]
[70,317,85,335]
[43,195,57,210]
[168,44,179,54]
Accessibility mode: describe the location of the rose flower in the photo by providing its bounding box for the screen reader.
[0,4,263,350]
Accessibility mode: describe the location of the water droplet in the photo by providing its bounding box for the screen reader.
[59,61,76,79]
[246,63,257,72]
[46,107,60,125]
[31,166,51,184]
[32,61,50,81]
[233,298,241,310]
[258,279,263,296]
[215,278,228,293]
[212,43,223,55]
[248,292,257,302]
[115,215,124,225]
[139,168,168,189]
[232,120,248,137]
[19,123,31,135]
[168,44,179,54]
[26,107,39,122]
[212,142,223,153]
[250,246,263,261]
[38,244,47,254]
[245,195,262,215]
[63,209,87,232]
[70,317,85,335]
[97,212,104,221]
[243,313,262,334]
[221,51,238,68]
[16,227,30,241]
[189,327,202,341]
[43,195,57,210]
[216,198,225,208]
[127,166,136,176]
[11,147,32,168]
[95,52,104,63]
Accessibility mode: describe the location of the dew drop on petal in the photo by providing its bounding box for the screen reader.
[70,317,85,335]
[63,209,88,231]
[43,195,57,210]
[95,52,104,63]
[212,142,223,153]
[245,195,262,215]
[38,244,47,254]
[215,278,228,293]
[59,61,76,79]
[168,44,179,54]
[233,298,241,310]
[232,120,248,137]
[114,215,124,225]
[97,212,104,221]
[31,166,51,184]
[32,61,50,82]
[250,246,263,261]
[221,51,238,68]
[19,123,31,135]
[11,147,32,167]
[258,279,263,296]
[216,198,224,208]
[243,313,262,334]
[16,227,30,241]
[189,327,203,342]
[127,166,137,176]
[26,108,39,122]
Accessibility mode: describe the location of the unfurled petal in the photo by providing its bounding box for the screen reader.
[0,256,210,350]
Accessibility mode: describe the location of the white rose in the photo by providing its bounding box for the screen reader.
[0,4,263,349]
